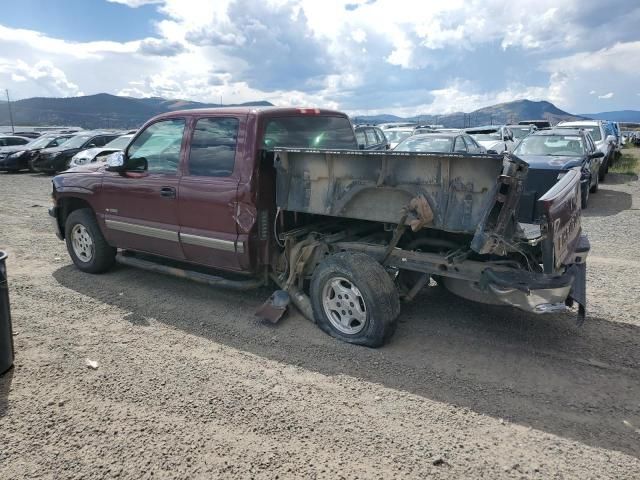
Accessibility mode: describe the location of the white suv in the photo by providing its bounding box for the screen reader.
[556,120,616,181]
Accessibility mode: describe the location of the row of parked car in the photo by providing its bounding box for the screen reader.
[354,118,627,210]
[0,130,136,173]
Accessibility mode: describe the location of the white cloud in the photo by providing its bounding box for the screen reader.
[1,0,639,115]
[0,59,83,97]
[106,0,163,6]
[598,92,614,99]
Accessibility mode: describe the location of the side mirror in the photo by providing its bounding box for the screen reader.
[590,151,604,159]
[358,144,366,150]
[606,135,616,144]
[105,151,126,172]
[487,149,499,154]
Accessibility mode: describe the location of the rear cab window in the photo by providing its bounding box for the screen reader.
[262,115,357,150]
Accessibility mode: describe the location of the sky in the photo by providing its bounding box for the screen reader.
[1,0,639,116]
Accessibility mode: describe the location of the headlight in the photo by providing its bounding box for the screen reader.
[557,172,567,180]
[7,151,25,159]
[71,156,89,166]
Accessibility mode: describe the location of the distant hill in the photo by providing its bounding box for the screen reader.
[579,110,640,122]
[354,100,583,128]
[0,93,274,129]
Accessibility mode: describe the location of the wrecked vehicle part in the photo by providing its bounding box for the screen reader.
[274,149,506,236]
[255,290,290,324]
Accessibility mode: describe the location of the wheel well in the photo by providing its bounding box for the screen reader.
[57,197,93,239]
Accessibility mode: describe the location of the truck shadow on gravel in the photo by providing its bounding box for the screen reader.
[53,264,640,458]
[0,368,14,419]
[583,187,633,217]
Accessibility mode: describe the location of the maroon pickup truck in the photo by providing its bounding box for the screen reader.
[50,107,589,347]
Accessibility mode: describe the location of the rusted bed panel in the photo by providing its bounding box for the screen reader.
[274,149,505,234]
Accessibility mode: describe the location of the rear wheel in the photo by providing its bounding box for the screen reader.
[310,252,400,347]
[64,208,116,273]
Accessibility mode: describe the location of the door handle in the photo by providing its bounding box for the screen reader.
[160,186,176,198]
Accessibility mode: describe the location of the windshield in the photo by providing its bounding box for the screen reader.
[558,125,602,141]
[263,116,356,149]
[25,136,56,149]
[58,135,93,149]
[395,136,452,152]
[467,130,500,141]
[514,135,586,156]
[104,135,133,150]
[385,130,412,143]
[510,127,532,140]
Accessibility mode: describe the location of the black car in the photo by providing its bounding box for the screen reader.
[514,128,603,221]
[394,132,485,153]
[31,132,120,173]
[0,135,31,147]
[0,133,74,173]
[354,125,389,150]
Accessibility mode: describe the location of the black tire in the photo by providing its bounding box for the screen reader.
[599,156,608,182]
[590,170,599,193]
[310,252,400,347]
[581,182,589,209]
[64,208,116,273]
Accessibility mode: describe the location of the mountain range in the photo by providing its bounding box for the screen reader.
[1,93,639,129]
[353,100,586,127]
[0,93,274,129]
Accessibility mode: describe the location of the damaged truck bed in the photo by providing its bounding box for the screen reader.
[272,148,588,333]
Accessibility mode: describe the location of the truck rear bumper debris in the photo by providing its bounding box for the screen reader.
[443,261,586,317]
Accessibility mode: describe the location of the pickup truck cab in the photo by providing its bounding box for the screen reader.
[50,107,589,347]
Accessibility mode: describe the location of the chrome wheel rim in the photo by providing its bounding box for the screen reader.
[71,224,94,263]
[321,276,367,335]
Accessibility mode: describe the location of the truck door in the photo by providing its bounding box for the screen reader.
[101,118,186,259]
[177,115,245,271]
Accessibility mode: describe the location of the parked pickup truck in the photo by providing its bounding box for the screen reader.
[50,107,589,347]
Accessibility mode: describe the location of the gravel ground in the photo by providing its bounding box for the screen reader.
[0,171,639,479]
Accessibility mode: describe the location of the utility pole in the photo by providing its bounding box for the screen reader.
[5,89,15,134]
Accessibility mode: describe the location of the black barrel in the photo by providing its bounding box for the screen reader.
[0,251,14,375]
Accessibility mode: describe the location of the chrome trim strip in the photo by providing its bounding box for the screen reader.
[180,232,239,253]
[105,219,179,242]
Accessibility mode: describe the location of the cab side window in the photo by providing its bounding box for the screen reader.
[127,119,185,174]
[188,117,239,177]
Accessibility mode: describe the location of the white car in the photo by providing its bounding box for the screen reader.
[69,134,134,168]
[464,126,515,153]
[555,120,616,180]
[385,127,416,149]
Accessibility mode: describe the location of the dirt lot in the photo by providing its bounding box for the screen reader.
[1,171,639,479]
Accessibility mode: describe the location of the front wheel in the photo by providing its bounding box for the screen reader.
[581,182,590,209]
[64,208,116,273]
[310,252,400,347]
[590,169,599,193]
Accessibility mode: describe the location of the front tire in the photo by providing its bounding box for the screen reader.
[310,252,400,347]
[581,182,590,209]
[590,170,599,193]
[64,209,116,273]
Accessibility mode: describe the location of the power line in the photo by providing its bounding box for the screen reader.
[5,89,15,134]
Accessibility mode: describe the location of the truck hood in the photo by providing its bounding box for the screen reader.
[0,145,26,154]
[517,154,584,171]
[476,140,503,151]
